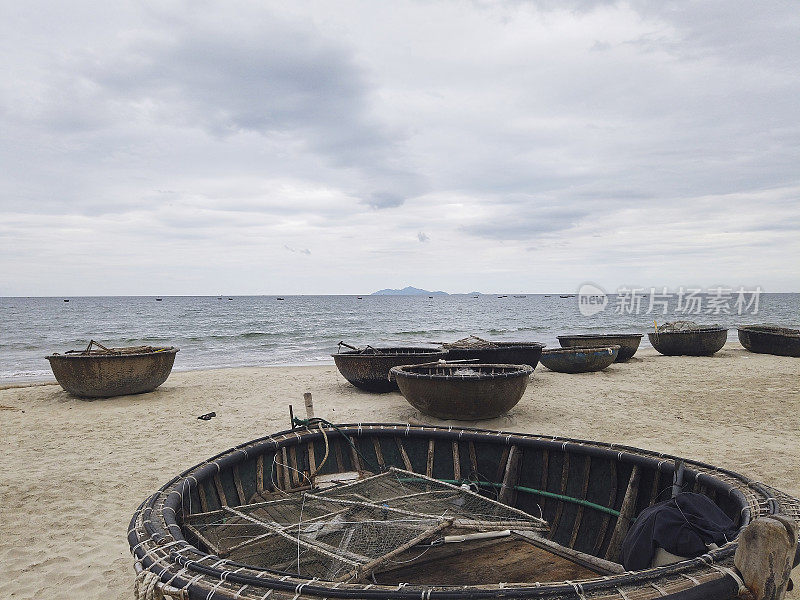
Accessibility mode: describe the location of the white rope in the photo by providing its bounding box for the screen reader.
[135,569,165,600]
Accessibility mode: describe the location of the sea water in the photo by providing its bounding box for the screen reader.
[1,293,797,382]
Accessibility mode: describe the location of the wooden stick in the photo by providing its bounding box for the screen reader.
[184,522,222,556]
[426,440,435,478]
[592,459,617,557]
[498,446,521,506]
[213,474,228,507]
[222,506,363,566]
[256,454,264,492]
[539,449,549,516]
[303,392,314,419]
[233,466,246,505]
[372,437,385,470]
[452,441,461,481]
[395,438,413,472]
[568,455,592,549]
[605,464,641,562]
[548,452,570,540]
[337,519,454,583]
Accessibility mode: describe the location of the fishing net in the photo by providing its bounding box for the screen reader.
[184,468,547,582]
[656,321,721,333]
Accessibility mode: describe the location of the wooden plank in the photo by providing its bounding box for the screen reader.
[426,440,435,478]
[233,465,246,505]
[539,449,550,515]
[213,473,228,507]
[395,438,413,471]
[468,442,478,476]
[547,452,570,540]
[650,468,662,506]
[604,464,642,562]
[280,447,291,490]
[568,456,592,549]
[372,437,385,470]
[307,440,317,476]
[197,481,209,513]
[348,436,362,472]
[256,454,264,492]
[498,446,522,506]
[288,445,300,486]
[334,438,345,472]
[372,536,599,584]
[513,530,624,575]
[495,446,511,484]
[592,458,617,557]
[452,442,461,481]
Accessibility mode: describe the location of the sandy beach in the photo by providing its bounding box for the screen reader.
[1,343,798,599]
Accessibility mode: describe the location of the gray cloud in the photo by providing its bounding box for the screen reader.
[0,1,798,294]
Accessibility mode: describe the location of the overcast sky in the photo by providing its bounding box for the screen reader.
[1,1,798,295]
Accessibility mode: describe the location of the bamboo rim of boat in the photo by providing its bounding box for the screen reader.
[390,363,533,381]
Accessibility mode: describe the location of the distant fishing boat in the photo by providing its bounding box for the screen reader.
[276,297,284,301]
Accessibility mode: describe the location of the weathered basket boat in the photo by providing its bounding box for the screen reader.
[442,336,544,369]
[540,346,619,373]
[648,322,728,356]
[332,345,447,392]
[737,325,800,357]
[390,363,533,420]
[557,334,643,362]
[45,341,178,398]
[129,422,800,600]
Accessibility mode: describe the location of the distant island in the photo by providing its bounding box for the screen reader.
[372,286,449,296]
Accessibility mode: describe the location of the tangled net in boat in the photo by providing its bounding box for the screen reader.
[657,321,722,333]
[442,335,498,349]
[183,468,547,583]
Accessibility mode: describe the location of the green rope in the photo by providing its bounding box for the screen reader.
[399,477,621,517]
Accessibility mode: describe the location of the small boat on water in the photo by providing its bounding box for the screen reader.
[557,334,643,362]
[46,340,178,398]
[649,322,727,356]
[737,324,800,357]
[129,422,800,600]
[332,344,447,392]
[540,346,619,373]
[442,336,544,369]
[390,363,533,420]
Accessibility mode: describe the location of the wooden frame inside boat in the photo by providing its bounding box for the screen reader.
[129,423,800,600]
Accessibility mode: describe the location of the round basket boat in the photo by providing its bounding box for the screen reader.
[648,327,728,356]
[332,347,447,392]
[129,422,800,600]
[390,363,533,420]
[540,346,619,373]
[442,337,544,369]
[737,325,800,357]
[557,334,642,362]
[45,342,178,398]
